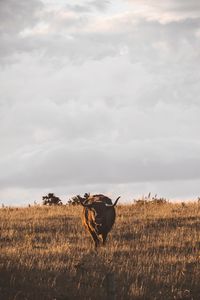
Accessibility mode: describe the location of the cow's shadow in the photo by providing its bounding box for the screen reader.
[72,250,130,300]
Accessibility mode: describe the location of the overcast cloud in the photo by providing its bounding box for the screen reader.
[0,0,200,205]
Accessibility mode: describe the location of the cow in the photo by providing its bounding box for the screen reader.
[78,194,120,248]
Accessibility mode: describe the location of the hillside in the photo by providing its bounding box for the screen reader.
[0,203,200,300]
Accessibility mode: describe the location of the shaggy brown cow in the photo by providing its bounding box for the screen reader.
[78,194,120,248]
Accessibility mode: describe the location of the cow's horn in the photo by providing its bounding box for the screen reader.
[78,195,93,208]
[105,196,120,207]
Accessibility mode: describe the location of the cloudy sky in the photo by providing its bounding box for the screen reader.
[1,0,200,205]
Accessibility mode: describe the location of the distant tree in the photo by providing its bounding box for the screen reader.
[68,193,90,206]
[42,193,63,206]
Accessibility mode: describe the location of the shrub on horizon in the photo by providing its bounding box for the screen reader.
[42,193,63,206]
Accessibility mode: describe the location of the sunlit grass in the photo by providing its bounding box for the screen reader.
[0,203,200,299]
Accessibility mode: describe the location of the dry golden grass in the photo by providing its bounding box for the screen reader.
[0,202,200,300]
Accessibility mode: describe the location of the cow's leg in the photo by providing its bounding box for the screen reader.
[88,228,100,248]
[101,232,108,245]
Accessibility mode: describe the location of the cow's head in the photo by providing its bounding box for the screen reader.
[78,195,120,225]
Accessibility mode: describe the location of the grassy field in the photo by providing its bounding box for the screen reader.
[0,202,200,300]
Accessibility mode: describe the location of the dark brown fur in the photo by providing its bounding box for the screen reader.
[79,194,120,248]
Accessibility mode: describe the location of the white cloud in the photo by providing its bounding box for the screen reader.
[0,0,200,203]
[126,0,200,22]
